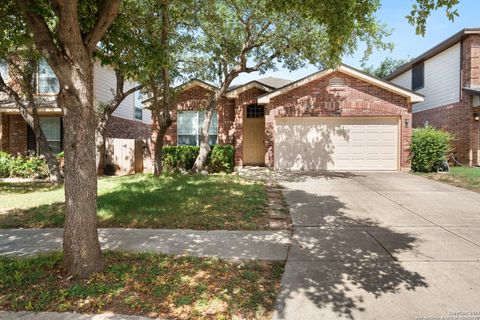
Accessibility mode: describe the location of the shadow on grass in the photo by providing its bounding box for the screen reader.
[274,176,429,319]
[0,251,283,319]
[0,182,63,194]
[0,174,268,230]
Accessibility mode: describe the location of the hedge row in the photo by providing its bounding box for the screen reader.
[0,152,49,179]
[163,144,235,173]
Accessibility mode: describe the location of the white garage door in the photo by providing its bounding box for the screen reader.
[274,117,399,171]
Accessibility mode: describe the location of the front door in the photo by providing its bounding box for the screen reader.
[244,104,266,165]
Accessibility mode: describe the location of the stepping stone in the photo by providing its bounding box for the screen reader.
[269,203,285,211]
[269,210,289,219]
[268,198,284,206]
[267,191,283,199]
[269,220,288,230]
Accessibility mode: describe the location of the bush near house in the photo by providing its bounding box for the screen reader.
[163,144,235,173]
[410,126,454,172]
[0,152,49,179]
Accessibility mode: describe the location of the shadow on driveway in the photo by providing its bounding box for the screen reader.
[274,188,429,319]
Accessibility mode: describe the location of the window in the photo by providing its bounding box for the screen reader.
[246,104,264,118]
[411,62,424,90]
[177,111,218,146]
[37,60,59,94]
[0,61,8,81]
[39,117,62,154]
[134,91,143,120]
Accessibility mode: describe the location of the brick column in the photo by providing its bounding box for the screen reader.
[400,114,412,171]
[233,101,244,167]
[264,113,275,167]
[0,113,9,151]
[9,115,28,155]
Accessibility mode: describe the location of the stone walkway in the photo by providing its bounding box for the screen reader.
[0,228,291,261]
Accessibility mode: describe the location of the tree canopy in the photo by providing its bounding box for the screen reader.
[364,57,411,79]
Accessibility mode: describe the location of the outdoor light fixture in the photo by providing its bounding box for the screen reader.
[474,113,480,121]
[404,118,410,128]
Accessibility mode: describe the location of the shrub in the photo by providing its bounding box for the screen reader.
[163,145,199,171]
[410,125,454,172]
[0,151,12,178]
[162,144,235,173]
[209,145,235,173]
[0,152,49,179]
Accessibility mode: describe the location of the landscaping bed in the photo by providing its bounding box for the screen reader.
[0,252,283,319]
[419,167,480,193]
[0,174,269,230]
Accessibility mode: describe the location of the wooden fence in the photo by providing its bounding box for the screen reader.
[105,138,153,175]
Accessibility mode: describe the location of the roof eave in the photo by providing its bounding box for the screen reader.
[386,28,480,80]
[226,81,274,98]
[258,65,424,104]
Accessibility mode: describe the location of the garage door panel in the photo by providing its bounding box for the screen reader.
[274,117,399,171]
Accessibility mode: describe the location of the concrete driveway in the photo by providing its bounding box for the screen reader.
[273,172,480,320]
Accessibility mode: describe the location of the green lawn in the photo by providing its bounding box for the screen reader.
[0,174,268,230]
[0,252,283,319]
[421,166,480,193]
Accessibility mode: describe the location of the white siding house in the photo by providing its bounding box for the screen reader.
[93,62,152,124]
[390,43,461,113]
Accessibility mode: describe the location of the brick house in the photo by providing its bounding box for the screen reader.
[0,60,152,156]
[155,64,423,171]
[388,28,480,166]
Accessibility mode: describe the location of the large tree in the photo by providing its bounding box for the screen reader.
[12,0,121,278]
[191,0,392,170]
[106,0,197,176]
[191,0,460,171]
[0,2,62,184]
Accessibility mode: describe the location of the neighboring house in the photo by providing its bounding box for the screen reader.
[155,64,423,171]
[388,28,480,166]
[0,60,152,156]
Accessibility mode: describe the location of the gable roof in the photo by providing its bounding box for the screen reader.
[257,64,424,104]
[225,77,292,98]
[386,28,480,80]
[177,79,218,92]
[256,77,292,89]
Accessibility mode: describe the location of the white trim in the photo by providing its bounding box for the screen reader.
[0,107,62,113]
[179,80,217,92]
[226,82,273,98]
[257,65,424,104]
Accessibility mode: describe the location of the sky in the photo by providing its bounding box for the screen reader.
[231,0,479,85]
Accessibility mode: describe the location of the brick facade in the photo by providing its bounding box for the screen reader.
[155,71,414,171]
[412,34,480,165]
[264,72,412,170]
[0,113,151,155]
[105,116,152,140]
[0,114,27,155]
[152,86,236,146]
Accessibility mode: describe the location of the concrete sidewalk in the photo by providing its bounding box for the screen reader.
[0,228,291,261]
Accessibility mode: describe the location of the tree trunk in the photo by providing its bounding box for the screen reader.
[153,114,172,176]
[95,112,110,175]
[193,108,214,172]
[59,64,103,279]
[31,109,63,184]
[193,93,221,172]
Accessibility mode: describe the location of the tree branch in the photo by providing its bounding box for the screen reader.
[83,0,122,54]
[15,0,67,68]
